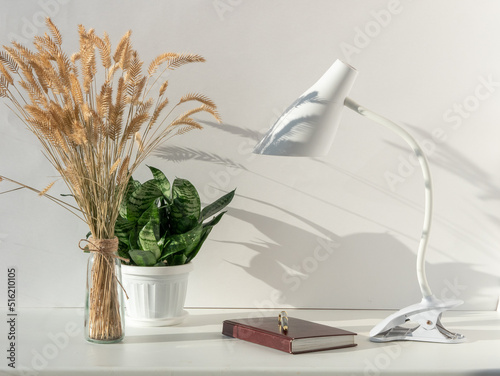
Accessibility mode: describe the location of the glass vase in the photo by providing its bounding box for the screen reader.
[84,252,125,343]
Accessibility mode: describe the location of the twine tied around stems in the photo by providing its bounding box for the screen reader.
[79,237,129,261]
[79,237,130,300]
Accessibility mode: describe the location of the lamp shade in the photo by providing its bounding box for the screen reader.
[253,60,358,156]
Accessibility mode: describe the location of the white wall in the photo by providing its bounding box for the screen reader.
[0,0,499,311]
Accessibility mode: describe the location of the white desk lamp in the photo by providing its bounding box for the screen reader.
[253,60,465,343]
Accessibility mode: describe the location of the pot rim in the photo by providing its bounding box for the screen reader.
[121,262,194,276]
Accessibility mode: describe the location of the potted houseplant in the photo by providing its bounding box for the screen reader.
[115,165,235,326]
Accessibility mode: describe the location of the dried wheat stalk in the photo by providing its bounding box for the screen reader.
[0,19,220,342]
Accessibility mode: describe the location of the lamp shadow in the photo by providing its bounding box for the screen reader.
[220,195,497,310]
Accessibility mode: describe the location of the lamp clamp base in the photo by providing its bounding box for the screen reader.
[369,296,465,344]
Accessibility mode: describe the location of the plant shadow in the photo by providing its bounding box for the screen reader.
[396,123,499,202]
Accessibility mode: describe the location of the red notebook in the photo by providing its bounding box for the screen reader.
[222,316,357,354]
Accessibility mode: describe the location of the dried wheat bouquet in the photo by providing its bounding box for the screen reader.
[0,18,220,342]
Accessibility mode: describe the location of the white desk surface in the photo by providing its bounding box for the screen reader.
[1,308,499,375]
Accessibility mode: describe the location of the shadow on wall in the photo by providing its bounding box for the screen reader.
[386,123,500,259]
[156,118,499,207]
[219,196,497,310]
[396,123,499,202]
[153,120,497,309]
[155,119,500,253]
[153,120,258,168]
[155,145,247,170]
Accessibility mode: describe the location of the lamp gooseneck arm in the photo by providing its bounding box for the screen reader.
[344,97,433,299]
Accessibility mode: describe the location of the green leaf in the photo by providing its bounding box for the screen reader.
[129,227,139,250]
[200,189,235,223]
[183,225,204,255]
[119,178,141,219]
[186,226,213,263]
[137,202,160,239]
[159,198,171,236]
[148,165,171,202]
[186,212,225,263]
[126,179,162,222]
[170,178,200,234]
[118,247,131,263]
[160,224,203,261]
[129,249,157,266]
[138,221,161,260]
[168,254,187,266]
[114,216,135,246]
[202,211,226,228]
[158,233,166,249]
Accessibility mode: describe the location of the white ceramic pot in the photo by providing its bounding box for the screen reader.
[121,263,193,326]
